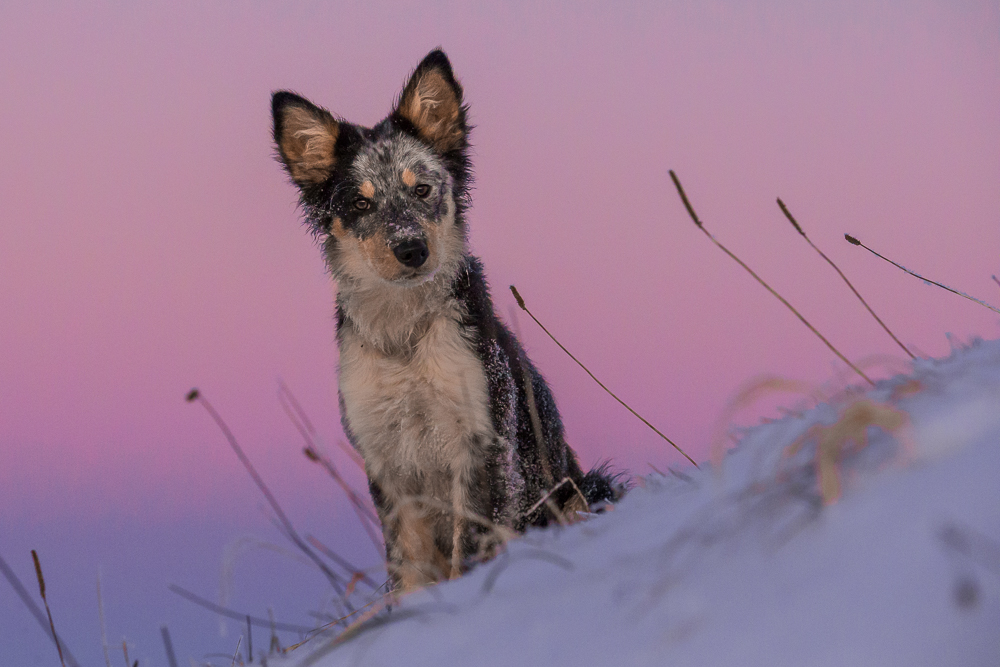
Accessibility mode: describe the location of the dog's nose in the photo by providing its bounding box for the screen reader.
[392,239,429,268]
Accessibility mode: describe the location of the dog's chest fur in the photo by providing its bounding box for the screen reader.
[337,284,494,495]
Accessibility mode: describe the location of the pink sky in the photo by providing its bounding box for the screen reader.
[2,1,998,524]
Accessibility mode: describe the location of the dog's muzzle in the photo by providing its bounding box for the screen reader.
[392,238,429,268]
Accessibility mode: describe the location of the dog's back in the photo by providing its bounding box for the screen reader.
[272,50,619,589]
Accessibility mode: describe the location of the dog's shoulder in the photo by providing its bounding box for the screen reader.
[450,255,517,370]
[450,255,493,329]
[448,255,531,440]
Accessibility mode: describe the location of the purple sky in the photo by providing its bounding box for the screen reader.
[2,3,999,664]
[2,1,998,526]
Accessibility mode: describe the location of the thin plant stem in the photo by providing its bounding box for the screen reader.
[306,536,382,592]
[0,552,80,667]
[509,286,698,468]
[277,392,380,529]
[160,626,179,667]
[97,574,112,667]
[186,389,353,609]
[167,584,315,633]
[231,636,243,667]
[275,386,384,559]
[32,550,66,667]
[846,234,1000,315]
[777,198,915,359]
[668,170,874,386]
[278,380,365,470]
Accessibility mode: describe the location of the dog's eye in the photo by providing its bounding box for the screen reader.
[414,184,431,198]
[353,198,370,211]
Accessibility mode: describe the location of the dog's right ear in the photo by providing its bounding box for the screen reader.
[395,50,467,153]
[272,91,340,187]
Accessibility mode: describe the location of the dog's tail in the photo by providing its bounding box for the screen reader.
[578,460,630,507]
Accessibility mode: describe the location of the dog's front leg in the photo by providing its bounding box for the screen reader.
[449,471,466,579]
[367,478,405,590]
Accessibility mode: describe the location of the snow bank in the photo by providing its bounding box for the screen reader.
[271,339,1000,667]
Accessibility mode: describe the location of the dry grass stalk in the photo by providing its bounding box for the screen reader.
[31,550,66,667]
[846,234,1000,315]
[783,399,906,504]
[711,375,819,471]
[525,476,590,526]
[777,198,915,359]
[160,626,178,667]
[186,388,354,608]
[0,553,80,667]
[278,380,365,470]
[276,382,386,558]
[167,584,314,633]
[668,170,874,387]
[284,596,388,654]
[509,285,698,467]
[97,574,112,667]
[306,536,383,593]
[231,635,243,667]
[508,308,556,486]
[300,446,383,553]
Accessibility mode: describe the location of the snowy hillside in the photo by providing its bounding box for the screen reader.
[267,339,1000,667]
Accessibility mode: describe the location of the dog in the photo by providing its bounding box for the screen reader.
[271,49,619,590]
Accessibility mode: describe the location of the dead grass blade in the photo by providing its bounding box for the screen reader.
[783,398,906,504]
[278,380,365,470]
[846,234,1000,315]
[274,381,384,558]
[0,552,80,667]
[32,550,66,667]
[669,170,874,387]
[231,635,243,666]
[305,536,382,592]
[167,584,315,633]
[510,285,698,467]
[186,388,353,606]
[525,476,590,525]
[710,375,819,472]
[777,198,915,358]
[160,625,178,667]
[97,573,112,667]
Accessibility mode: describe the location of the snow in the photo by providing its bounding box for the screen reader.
[262,338,1000,667]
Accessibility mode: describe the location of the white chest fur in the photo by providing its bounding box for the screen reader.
[338,306,495,493]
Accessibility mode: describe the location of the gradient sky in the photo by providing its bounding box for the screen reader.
[2,1,998,523]
[2,2,999,663]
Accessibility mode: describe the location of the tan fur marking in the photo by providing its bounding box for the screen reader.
[394,500,450,590]
[330,217,347,240]
[358,231,402,281]
[399,69,463,151]
[401,168,417,187]
[279,106,339,184]
[359,181,375,199]
[450,474,465,578]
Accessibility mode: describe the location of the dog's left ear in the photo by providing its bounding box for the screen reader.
[272,91,340,188]
[395,50,468,153]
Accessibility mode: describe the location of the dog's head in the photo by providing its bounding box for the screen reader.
[272,50,471,286]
